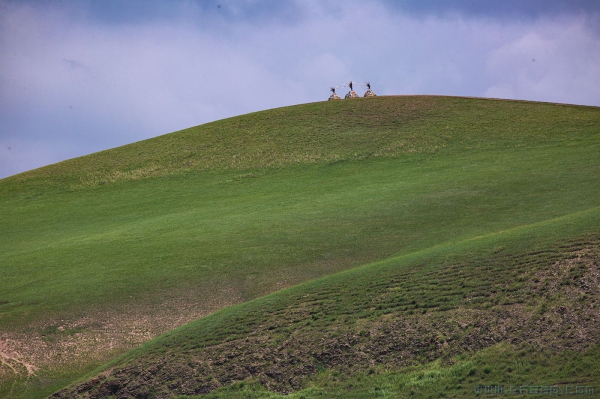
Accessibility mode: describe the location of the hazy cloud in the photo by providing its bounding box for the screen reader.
[484,18,600,104]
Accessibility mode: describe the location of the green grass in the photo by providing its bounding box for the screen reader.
[55,206,600,398]
[122,206,600,351]
[1,96,599,398]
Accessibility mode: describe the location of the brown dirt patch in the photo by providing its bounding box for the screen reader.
[0,291,241,383]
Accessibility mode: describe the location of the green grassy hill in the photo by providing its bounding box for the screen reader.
[1,96,599,398]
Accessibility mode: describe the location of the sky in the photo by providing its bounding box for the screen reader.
[1,0,599,179]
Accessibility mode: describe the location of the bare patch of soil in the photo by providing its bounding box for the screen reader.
[0,291,241,384]
[0,338,37,377]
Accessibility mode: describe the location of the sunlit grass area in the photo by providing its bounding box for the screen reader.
[1,96,599,398]
[61,206,600,398]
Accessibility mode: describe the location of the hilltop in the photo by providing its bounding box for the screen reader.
[0,96,599,398]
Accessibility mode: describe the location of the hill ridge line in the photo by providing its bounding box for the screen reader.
[371,205,600,267]
[168,205,600,320]
[286,205,600,289]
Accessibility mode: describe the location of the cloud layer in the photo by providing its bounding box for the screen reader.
[1,0,599,178]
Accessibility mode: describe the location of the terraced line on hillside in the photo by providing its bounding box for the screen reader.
[51,208,600,398]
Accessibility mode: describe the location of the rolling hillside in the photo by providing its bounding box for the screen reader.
[0,96,599,398]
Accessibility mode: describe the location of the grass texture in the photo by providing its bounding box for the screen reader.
[0,96,599,398]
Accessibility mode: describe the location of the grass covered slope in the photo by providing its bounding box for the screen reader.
[1,96,599,398]
[53,209,600,398]
[4,95,598,189]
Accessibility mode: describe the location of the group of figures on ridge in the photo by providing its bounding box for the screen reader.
[329,81,376,100]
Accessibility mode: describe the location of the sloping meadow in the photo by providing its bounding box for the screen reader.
[0,96,599,398]
[53,208,600,398]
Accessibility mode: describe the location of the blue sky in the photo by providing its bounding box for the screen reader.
[1,0,599,179]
